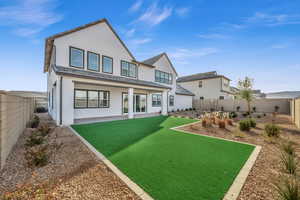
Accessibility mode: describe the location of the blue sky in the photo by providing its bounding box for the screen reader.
[0,0,299,92]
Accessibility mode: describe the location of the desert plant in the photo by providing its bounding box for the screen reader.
[248,118,256,128]
[226,119,233,126]
[185,108,188,111]
[275,105,280,112]
[252,107,256,112]
[25,132,45,147]
[38,124,51,136]
[229,111,238,118]
[28,115,40,128]
[281,141,296,157]
[263,113,267,117]
[202,119,207,127]
[239,119,251,131]
[238,77,254,115]
[274,176,300,200]
[25,145,49,167]
[218,120,226,129]
[280,153,298,175]
[265,124,280,137]
[236,106,240,112]
[35,107,47,113]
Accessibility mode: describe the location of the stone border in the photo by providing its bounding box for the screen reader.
[68,126,153,200]
[170,121,261,200]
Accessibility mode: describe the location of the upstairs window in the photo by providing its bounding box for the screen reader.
[102,55,113,74]
[152,94,162,107]
[70,47,84,68]
[199,81,203,88]
[121,61,137,78]
[155,70,172,84]
[169,95,174,106]
[87,52,99,71]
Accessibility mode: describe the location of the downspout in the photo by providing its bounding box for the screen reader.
[59,76,63,125]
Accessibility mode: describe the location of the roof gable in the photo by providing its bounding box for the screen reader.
[142,53,178,76]
[44,18,135,72]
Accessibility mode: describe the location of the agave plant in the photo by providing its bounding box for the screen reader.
[273,176,300,200]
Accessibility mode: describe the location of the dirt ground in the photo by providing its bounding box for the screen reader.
[0,114,140,200]
[179,114,300,200]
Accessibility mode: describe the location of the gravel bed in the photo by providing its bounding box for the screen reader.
[178,114,300,200]
[0,114,140,199]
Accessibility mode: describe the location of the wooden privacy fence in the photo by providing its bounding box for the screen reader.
[291,98,300,128]
[0,91,34,169]
[193,99,291,114]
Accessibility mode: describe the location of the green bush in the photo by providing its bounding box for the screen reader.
[239,119,251,131]
[35,107,47,113]
[280,153,297,175]
[248,118,256,128]
[27,115,40,128]
[38,124,51,136]
[281,141,296,157]
[25,145,49,167]
[229,112,237,118]
[274,176,300,200]
[265,124,280,137]
[25,132,45,147]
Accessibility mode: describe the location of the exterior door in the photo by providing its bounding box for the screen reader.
[122,93,146,114]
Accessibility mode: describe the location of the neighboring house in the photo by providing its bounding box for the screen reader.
[177,71,234,100]
[44,19,194,125]
[251,90,266,99]
[266,91,300,99]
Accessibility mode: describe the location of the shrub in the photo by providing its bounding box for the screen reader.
[280,153,297,175]
[252,107,256,112]
[35,107,47,113]
[193,108,196,111]
[25,132,45,147]
[257,115,261,118]
[38,124,51,137]
[218,120,226,129]
[229,111,237,119]
[263,113,266,117]
[281,141,296,157]
[239,119,251,131]
[236,106,240,112]
[177,109,180,112]
[265,124,280,137]
[274,176,300,200]
[226,119,233,126]
[248,118,256,128]
[189,108,193,111]
[242,112,249,117]
[275,105,280,112]
[185,108,188,111]
[202,119,207,127]
[25,145,49,167]
[27,115,40,128]
[210,117,216,125]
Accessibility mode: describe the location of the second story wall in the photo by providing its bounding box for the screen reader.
[53,22,135,78]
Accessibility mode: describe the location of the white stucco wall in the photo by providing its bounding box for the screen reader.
[175,95,193,110]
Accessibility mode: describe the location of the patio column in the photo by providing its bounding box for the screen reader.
[162,90,168,115]
[128,87,134,119]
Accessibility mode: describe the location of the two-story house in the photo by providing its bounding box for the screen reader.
[177,71,234,100]
[44,19,194,125]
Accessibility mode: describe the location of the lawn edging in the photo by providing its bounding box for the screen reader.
[171,121,262,200]
[68,126,153,200]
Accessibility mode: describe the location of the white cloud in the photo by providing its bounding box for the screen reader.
[130,38,152,45]
[246,12,300,26]
[169,48,219,60]
[271,44,289,49]
[134,2,172,26]
[175,7,190,17]
[197,33,229,39]
[126,28,136,37]
[0,0,63,37]
[129,0,143,13]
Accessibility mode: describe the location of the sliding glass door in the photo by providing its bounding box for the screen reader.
[122,93,147,114]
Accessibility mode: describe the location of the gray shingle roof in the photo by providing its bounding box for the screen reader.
[176,84,195,96]
[177,71,230,82]
[53,65,171,89]
[142,53,164,65]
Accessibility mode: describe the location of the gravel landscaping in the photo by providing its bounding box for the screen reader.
[179,114,300,200]
[0,114,140,200]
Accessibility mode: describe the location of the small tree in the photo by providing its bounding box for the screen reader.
[238,77,254,115]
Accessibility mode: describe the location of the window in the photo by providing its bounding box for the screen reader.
[70,47,84,68]
[199,81,203,88]
[169,95,174,106]
[74,89,110,108]
[102,55,113,73]
[74,90,87,108]
[99,91,110,107]
[219,96,225,100]
[155,70,172,84]
[88,91,99,108]
[121,61,137,78]
[200,96,204,100]
[152,94,162,107]
[87,52,99,71]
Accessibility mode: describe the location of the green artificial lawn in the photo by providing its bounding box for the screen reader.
[72,116,254,200]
